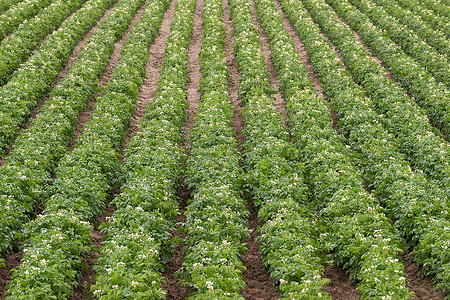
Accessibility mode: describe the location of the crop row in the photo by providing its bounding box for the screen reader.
[0,0,55,41]
[350,0,450,89]
[280,0,450,293]
[254,0,412,298]
[326,0,450,138]
[303,0,450,207]
[0,0,23,15]
[394,0,450,39]
[228,0,333,297]
[4,0,167,297]
[91,0,196,297]
[372,0,450,60]
[0,0,88,87]
[0,0,116,156]
[177,0,249,297]
[323,0,450,192]
[0,0,143,267]
[420,0,450,20]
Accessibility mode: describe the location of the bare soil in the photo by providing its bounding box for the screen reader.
[71,191,117,300]
[400,251,446,300]
[162,185,189,300]
[241,200,280,300]
[164,0,203,297]
[69,2,148,152]
[248,0,286,123]
[0,242,22,299]
[181,0,203,150]
[323,265,360,299]
[223,0,281,298]
[223,0,245,146]
[123,0,178,149]
[272,0,341,132]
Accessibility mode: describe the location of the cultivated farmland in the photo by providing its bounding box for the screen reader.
[0,0,449,298]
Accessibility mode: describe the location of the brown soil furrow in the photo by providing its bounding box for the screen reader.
[74,1,179,298]
[163,0,203,298]
[66,3,153,299]
[399,252,445,300]
[223,0,244,146]
[0,242,22,299]
[241,199,279,300]
[123,0,177,149]
[69,2,148,152]
[162,185,189,300]
[0,4,117,167]
[223,0,280,298]
[181,0,203,150]
[323,265,359,299]
[275,0,340,133]
[71,189,117,300]
[248,0,286,123]
[271,0,360,296]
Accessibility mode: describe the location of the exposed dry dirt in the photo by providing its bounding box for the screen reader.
[0,242,22,299]
[223,0,281,298]
[164,0,203,297]
[323,265,360,299]
[69,2,148,152]
[400,251,445,300]
[123,0,178,148]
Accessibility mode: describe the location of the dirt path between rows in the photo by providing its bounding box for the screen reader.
[69,1,148,152]
[270,0,360,297]
[162,0,204,297]
[69,3,150,299]
[248,0,286,123]
[223,0,280,298]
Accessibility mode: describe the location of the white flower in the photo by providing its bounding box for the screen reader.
[131,281,139,288]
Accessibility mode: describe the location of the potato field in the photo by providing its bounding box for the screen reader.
[0,0,449,298]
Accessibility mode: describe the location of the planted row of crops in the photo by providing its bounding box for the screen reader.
[0,0,23,15]
[325,0,450,139]
[394,0,450,38]
[302,0,450,204]
[177,0,249,297]
[228,0,332,297]
[4,0,171,297]
[254,0,412,298]
[279,0,450,294]
[1,0,450,297]
[0,0,145,275]
[371,0,450,59]
[349,0,450,89]
[0,0,56,41]
[91,0,194,297]
[0,0,88,87]
[0,0,116,155]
